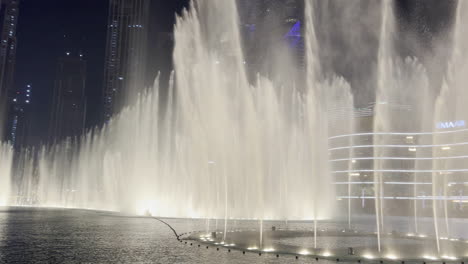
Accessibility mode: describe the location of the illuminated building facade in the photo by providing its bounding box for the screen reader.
[329,103,468,216]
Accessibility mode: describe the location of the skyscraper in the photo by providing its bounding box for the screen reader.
[0,0,19,139]
[49,54,87,143]
[102,0,150,121]
[8,84,33,148]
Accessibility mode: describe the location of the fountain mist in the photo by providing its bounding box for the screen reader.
[0,0,467,260]
[3,0,346,222]
[0,143,13,206]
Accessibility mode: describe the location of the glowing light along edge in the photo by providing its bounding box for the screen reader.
[328,127,468,140]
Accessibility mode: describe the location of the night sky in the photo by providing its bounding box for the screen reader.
[14,0,188,144]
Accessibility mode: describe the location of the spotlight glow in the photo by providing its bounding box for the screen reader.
[442,256,457,260]
[299,250,311,255]
[262,248,275,252]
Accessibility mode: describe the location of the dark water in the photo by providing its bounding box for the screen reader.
[2,207,467,263]
[0,207,330,263]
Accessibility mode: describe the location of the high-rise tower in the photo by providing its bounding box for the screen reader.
[102,0,150,121]
[49,54,87,143]
[0,0,19,140]
[8,83,33,148]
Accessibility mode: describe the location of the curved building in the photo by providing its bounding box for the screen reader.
[329,103,468,217]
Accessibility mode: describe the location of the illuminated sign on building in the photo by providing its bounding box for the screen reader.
[436,120,466,130]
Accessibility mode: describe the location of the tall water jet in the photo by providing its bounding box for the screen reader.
[304,0,321,249]
[432,0,468,253]
[305,0,357,248]
[373,0,394,252]
[0,143,13,206]
[374,0,433,253]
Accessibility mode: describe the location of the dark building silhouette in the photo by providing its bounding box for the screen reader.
[237,0,304,82]
[7,83,33,148]
[49,54,87,143]
[237,0,304,61]
[103,0,150,121]
[0,0,19,140]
